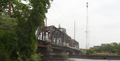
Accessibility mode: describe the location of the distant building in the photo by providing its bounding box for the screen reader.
[90,46,99,50]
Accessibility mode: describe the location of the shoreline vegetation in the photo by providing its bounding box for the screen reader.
[80,42,120,56]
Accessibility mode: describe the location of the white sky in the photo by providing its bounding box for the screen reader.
[46,0,120,49]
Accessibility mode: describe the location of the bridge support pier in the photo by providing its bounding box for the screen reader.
[75,51,81,55]
[46,43,54,55]
[63,50,67,55]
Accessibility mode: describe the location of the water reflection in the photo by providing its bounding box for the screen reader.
[42,58,120,61]
[41,58,71,61]
[42,60,74,61]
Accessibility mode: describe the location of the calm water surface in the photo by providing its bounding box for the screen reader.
[43,58,120,61]
[68,58,120,61]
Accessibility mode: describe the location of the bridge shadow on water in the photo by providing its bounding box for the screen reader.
[41,59,75,61]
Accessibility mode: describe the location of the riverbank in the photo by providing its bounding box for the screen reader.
[69,55,120,60]
[40,55,120,60]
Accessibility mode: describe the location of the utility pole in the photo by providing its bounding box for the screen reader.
[44,18,47,26]
[74,20,75,40]
[85,2,90,54]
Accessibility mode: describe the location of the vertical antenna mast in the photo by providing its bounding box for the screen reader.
[85,2,90,53]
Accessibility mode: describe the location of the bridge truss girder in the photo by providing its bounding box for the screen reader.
[36,25,79,49]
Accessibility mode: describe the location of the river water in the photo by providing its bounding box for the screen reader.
[68,58,120,61]
[43,58,120,61]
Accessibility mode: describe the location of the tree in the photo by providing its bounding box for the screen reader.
[93,42,120,55]
[0,11,17,30]
[86,49,94,55]
[0,0,52,60]
[110,42,118,53]
[80,48,85,55]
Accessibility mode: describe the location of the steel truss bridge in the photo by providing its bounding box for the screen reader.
[36,25,80,56]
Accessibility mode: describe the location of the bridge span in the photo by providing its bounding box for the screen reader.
[36,25,80,57]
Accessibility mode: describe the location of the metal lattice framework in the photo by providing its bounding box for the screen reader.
[36,25,79,49]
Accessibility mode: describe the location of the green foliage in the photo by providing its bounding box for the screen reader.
[0,0,10,9]
[61,52,68,58]
[0,30,18,61]
[80,49,85,55]
[0,0,52,61]
[27,53,43,61]
[0,11,17,30]
[0,11,18,61]
[86,49,95,55]
[93,42,120,55]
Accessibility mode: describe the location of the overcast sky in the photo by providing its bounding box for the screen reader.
[45,0,120,49]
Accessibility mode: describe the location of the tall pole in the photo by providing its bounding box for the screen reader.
[74,20,75,40]
[85,2,89,53]
[46,18,47,27]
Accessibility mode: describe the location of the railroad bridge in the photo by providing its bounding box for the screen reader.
[36,25,80,56]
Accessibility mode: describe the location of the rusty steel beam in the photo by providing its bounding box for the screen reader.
[48,26,53,41]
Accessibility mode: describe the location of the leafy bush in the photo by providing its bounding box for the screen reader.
[27,53,43,61]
